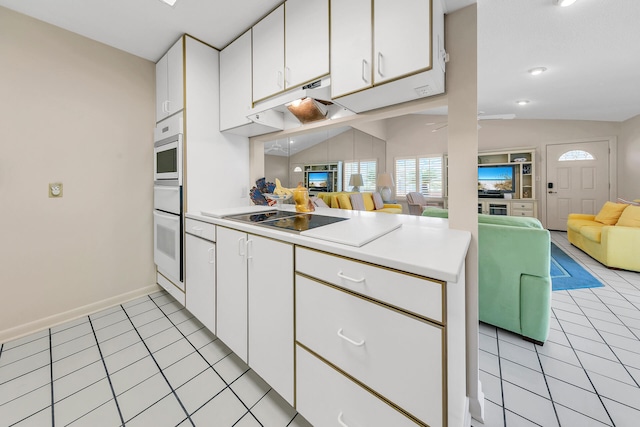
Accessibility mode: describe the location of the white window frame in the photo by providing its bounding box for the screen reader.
[344,159,377,192]
[394,154,444,199]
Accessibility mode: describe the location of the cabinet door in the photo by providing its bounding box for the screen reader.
[248,235,294,405]
[373,0,431,84]
[252,5,285,102]
[166,39,184,116]
[185,234,216,333]
[155,53,168,122]
[220,30,252,131]
[216,227,248,362]
[284,0,329,89]
[330,0,372,98]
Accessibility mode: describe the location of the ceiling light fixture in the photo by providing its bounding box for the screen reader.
[160,0,178,6]
[528,67,547,76]
[516,100,530,106]
[554,0,577,7]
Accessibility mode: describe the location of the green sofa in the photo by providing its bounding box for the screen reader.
[423,208,552,344]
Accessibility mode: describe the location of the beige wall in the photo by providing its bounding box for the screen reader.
[386,114,625,203]
[0,8,157,341]
[620,114,640,200]
[264,154,289,186]
[285,129,386,188]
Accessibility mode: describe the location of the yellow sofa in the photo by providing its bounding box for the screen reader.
[316,191,402,214]
[567,202,640,272]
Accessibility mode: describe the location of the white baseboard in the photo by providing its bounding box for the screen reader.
[0,284,161,344]
[469,379,486,424]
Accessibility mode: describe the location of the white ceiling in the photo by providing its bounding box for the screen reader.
[1,0,639,123]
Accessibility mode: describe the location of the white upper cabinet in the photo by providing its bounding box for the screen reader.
[373,0,432,84]
[220,30,252,131]
[252,5,285,103]
[330,0,373,98]
[252,0,329,103]
[156,38,184,122]
[284,0,329,90]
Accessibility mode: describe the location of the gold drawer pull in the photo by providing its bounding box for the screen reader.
[337,328,365,347]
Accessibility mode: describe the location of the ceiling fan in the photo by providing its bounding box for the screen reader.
[264,141,289,154]
[425,113,516,132]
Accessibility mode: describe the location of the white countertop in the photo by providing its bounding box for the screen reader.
[192,205,470,283]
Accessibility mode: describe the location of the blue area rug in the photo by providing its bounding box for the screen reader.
[551,243,604,291]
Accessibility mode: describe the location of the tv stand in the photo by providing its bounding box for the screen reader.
[303,162,343,195]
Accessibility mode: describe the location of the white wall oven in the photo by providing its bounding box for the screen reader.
[154,115,184,287]
[154,114,183,184]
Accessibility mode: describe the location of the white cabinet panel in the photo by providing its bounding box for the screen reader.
[284,0,329,89]
[373,0,432,84]
[185,233,216,333]
[252,5,285,102]
[156,38,184,122]
[296,275,443,427]
[248,236,294,405]
[330,0,372,98]
[216,227,249,362]
[220,30,252,131]
[295,247,443,323]
[296,346,419,427]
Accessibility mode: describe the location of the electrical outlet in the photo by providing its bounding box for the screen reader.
[49,183,63,198]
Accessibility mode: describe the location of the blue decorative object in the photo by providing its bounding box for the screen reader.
[249,177,276,206]
[550,243,604,291]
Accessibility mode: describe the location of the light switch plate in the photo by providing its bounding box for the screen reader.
[49,182,63,198]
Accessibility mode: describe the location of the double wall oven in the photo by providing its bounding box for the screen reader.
[153,115,184,286]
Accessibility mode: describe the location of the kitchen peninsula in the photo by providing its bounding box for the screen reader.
[182,206,471,427]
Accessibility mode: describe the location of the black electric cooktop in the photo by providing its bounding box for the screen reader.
[225,210,348,233]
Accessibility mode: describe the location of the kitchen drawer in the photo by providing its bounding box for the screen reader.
[511,201,534,210]
[295,247,443,323]
[296,275,443,427]
[157,272,185,304]
[511,209,534,217]
[185,218,216,241]
[296,345,420,427]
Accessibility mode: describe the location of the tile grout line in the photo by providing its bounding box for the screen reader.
[563,284,640,389]
[495,329,507,427]
[147,295,265,427]
[550,306,616,426]
[121,303,196,427]
[49,328,55,427]
[533,340,562,426]
[88,315,126,426]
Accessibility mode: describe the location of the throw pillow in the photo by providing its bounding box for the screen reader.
[372,192,384,210]
[362,193,375,211]
[616,205,640,227]
[336,193,352,210]
[349,193,366,211]
[311,197,329,208]
[594,201,628,225]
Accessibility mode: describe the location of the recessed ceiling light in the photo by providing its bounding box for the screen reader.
[528,67,547,76]
[160,0,178,6]
[554,0,577,7]
[516,100,530,106]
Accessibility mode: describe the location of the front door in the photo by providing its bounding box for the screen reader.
[546,140,610,231]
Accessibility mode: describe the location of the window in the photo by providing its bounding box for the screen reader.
[395,155,443,198]
[559,150,595,161]
[344,160,377,192]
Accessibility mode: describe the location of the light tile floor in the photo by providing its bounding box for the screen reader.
[2,231,639,426]
[0,291,311,426]
[473,231,640,427]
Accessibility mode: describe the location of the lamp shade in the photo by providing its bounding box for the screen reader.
[349,173,364,187]
[377,172,394,188]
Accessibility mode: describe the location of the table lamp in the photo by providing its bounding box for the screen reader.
[377,172,394,202]
[349,173,364,192]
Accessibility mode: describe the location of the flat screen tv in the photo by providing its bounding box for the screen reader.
[307,171,330,191]
[478,165,515,197]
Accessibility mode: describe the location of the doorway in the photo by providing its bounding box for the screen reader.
[546,140,611,231]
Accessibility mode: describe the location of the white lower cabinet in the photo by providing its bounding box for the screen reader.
[185,219,216,333]
[296,345,418,427]
[216,227,294,405]
[296,275,443,426]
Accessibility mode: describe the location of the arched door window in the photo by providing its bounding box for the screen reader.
[558,150,595,161]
